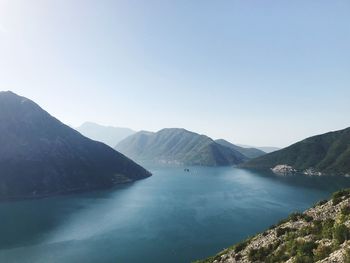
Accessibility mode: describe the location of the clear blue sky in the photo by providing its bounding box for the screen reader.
[0,0,349,147]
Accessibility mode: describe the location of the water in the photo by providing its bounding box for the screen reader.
[1,167,350,263]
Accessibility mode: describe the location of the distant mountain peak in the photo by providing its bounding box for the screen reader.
[76,122,136,147]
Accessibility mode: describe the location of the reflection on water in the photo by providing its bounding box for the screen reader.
[1,167,350,263]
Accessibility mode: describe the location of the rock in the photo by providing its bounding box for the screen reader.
[271,164,297,175]
[197,190,350,263]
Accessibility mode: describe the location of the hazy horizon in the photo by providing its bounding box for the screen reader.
[0,1,349,147]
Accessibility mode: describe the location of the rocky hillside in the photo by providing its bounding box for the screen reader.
[196,189,350,263]
[116,128,248,166]
[0,91,151,200]
[242,127,350,176]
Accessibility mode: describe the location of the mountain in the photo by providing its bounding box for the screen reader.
[115,128,248,166]
[76,122,135,147]
[237,144,280,153]
[215,139,266,159]
[242,127,350,176]
[0,91,151,200]
[196,189,350,263]
[257,146,281,153]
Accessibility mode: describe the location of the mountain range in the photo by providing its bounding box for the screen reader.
[0,91,150,200]
[242,127,350,176]
[115,128,265,167]
[76,122,135,147]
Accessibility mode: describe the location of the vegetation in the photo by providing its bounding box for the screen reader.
[0,91,151,200]
[313,244,332,261]
[245,219,349,263]
[313,199,327,208]
[215,139,266,159]
[242,127,350,176]
[195,189,350,263]
[234,239,250,253]
[333,224,350,244]
[116,128,249,166]
[332,189,350,205]
[344,248,350,263]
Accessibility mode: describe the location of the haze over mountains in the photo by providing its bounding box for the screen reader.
[76,122,135,147]
[0,91,150,200]
[237,145,281,153]
[215,139,266,159]
[1,89,348,203]
[116,128,265,167]
[242,127,350,176]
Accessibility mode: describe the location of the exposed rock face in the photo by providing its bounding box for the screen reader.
[196,190,350,263]
[271,165,324,176]
[303,168,323,176]
[0,91,151,200]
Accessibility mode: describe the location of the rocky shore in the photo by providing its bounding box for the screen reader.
[196,189,350,263]
[271,164,324,176]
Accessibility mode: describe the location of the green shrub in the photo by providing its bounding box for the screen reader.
[264,244,290,263]
[285,239,317,262]
[284,231,298,243]
[333,224,350,244]
[280,212,313,223]
[248,242,280,262]
[276,227,295,237]
[297,240,317,256]
[332,189,350,205]
[234,240,248,253]
[294,255,314,263]
[300,214,314,222]
[314,244,332,261]
[289,212,303,222]
[332,189,350,199]
[269,224,277,230]
[299,219,324,238]
[277,218,289,226]
[322,219,335,239]
[315,199,328,207]
[333,197,342,206]
[249,247,269,261]
[341,206,350,216]
[344,248,350,263]
[299,226,312,237]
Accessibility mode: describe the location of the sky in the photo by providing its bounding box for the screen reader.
[0,0,349,147]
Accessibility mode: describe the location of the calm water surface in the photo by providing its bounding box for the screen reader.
[1,167,350,263]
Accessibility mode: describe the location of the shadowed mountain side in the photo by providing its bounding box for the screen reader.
[241,127,350,176]
[0,91,151,200]
[215,139,266,159]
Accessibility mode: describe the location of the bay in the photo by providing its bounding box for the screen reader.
[1,167,350,263]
